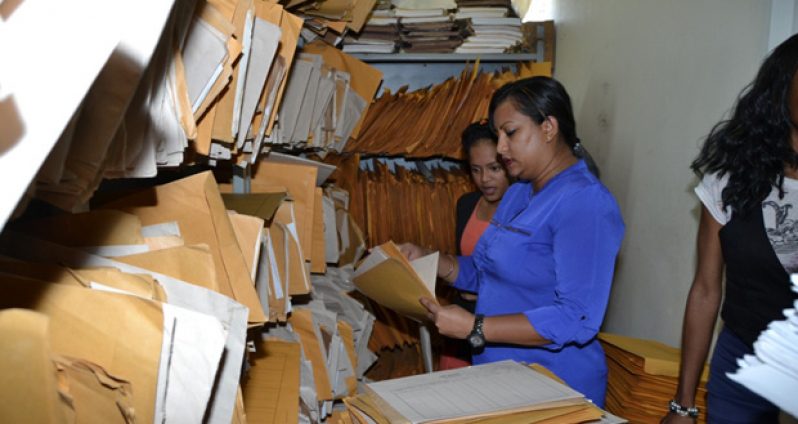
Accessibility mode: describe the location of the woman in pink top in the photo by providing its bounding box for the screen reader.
[440,121,511,370]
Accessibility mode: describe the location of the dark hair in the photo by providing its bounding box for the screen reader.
[488,76,601,178]
[692,34,798,215]
[461,121,497,155]
[489,76,579,151]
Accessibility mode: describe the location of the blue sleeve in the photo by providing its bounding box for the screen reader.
[453,255,479,293]
[524,186,624,349]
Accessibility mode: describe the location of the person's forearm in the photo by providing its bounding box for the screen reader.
[482,313,551,346]
[675,282,721,406]
[437,253,459,285]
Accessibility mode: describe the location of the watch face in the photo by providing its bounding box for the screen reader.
[469,333,485,349]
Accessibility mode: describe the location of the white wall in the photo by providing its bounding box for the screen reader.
[551,0,771,346]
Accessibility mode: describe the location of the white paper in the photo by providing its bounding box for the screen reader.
[366,360,584,423]
[235,18,281,149]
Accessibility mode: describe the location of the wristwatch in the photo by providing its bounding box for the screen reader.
[468,314,486,350]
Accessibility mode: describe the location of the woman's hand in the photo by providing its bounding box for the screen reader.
[419,297,474,339]
[397,242,431,261]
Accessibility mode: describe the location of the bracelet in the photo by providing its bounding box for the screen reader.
[668,400,699,418]
[442,254,455,279]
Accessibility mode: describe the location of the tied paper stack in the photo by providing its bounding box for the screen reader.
[343,1,400,54]
[344,360,607,423]
[599,333,709,424]
[454,0,524,53]
[393,0,465,53]
[728,275,798,418]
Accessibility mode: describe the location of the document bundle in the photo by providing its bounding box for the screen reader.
[344,360,609,423]
[599,333,709,424]
[728,275,798,418]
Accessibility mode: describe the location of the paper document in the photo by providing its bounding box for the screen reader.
[353,240,438,321]
[365,360,586,423]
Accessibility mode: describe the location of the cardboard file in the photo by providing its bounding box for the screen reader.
[0,310,67,424]
[242,338,302,424]
[353,240,438,321]
[102,171,267,325]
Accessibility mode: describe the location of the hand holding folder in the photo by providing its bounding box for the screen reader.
[352,240,439,322]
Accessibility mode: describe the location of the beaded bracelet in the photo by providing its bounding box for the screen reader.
[668,400,699,418]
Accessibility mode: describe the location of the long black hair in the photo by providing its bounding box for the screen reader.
[488,76,601,178]
[692,34,798,215]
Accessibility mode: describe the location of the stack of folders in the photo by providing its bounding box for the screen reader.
[599,333,709,424]
[456,17,523,53]
[347,61,552,159]
[345,360,613,423]
[728,275,798,418]
[19,0,384,216]
[392,0,465,53]
[342,2,400,54]
[287,0,376,36]
[0,161,382,422]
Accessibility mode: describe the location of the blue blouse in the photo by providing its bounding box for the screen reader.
[454,160,624,407]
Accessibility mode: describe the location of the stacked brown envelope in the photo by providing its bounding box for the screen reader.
[346,61,553,159]
[345,361,606,424]
[0,309,135,424]
[599,333,709,424]
[286,0,376,35]
[31,0,307,211]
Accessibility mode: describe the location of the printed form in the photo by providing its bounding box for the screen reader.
[366,360,585,423]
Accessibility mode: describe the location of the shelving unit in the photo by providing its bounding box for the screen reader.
[349,52,541,63]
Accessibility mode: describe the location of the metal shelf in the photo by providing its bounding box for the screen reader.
[347,52,540,63]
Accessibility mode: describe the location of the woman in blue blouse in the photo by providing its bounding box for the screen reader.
[401,76,625,407]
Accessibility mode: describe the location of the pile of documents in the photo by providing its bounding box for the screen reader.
[0,159,393,422]
[286,0,376,37]
[456,16,523,53]
[5,0,385,222]
[345,360,607,423]
[346,61,552,159]
[342,3,400,54]
[357,156,474,254]
[393,0,464,53]
[728,275,798,418]
[266,41,383,153]
[599,333,709,424]
[0,182,254,423]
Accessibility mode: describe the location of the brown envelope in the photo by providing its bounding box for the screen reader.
[11,209,144,247]
[54,356,136,424]
[345,0,376,33]
[220,188,287,221]
[115,244,221,293]
[0,277,164,424]
[228,211,265,280]
[353,241,436,322]
[288,309,334,401]
[252,162,317,261]
[274,201,311,295]
[0,256,167,302]
[263,227,288,322]
[311,187,327,274]
[101,171,267,325]
[0,309,67,424]
[337,320,358,396]
[243,339,301,424]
